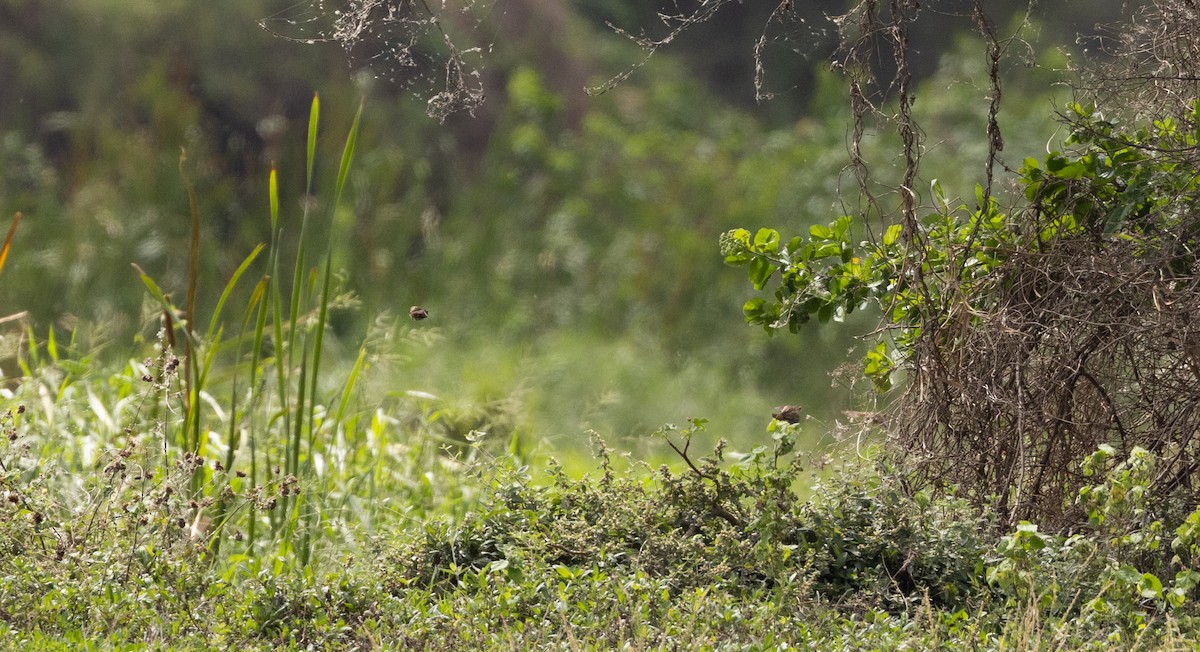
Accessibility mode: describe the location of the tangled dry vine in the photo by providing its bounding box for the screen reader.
[870,0,1200,526]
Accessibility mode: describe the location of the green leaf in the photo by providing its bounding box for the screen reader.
[749,257,777,290]
[1174,569,1200,592]
[132,263,170,307]
[743,297,767,321]
[809,224,833,240]
[1114,564,1141,585]
[883,224,902,247]
[1167,587,1188,609]
[832,215,853,238]
[754,228,780,253]
[817,303,834,323]
[1139,573,1164,599]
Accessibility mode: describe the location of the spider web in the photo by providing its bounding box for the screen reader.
[261,0,490,120]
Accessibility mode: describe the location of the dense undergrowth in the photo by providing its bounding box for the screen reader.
[5,365,1200,650]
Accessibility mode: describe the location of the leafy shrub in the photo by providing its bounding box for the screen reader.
[724,89,1200,527]
[986,445,1200,639]
[375,423,992,612]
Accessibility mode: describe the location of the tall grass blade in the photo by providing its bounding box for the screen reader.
[197,244,264,387]
[180,150,202,446]
[306,99,365,469]
[291,352,308,477]
[283,94,322,470]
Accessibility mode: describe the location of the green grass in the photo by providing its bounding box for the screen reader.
[5,360,1200,650]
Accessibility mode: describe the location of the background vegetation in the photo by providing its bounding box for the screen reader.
[7,0,1198,650]
[0,0,1094,451]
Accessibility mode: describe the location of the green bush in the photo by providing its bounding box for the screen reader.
[986,446,1200,637]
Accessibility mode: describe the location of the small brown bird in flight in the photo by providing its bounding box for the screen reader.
[772,405,804,424]
[409,306,429,321]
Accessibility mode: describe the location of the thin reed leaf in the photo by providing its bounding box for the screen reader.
[335,345,368,426]
[281,98,322,459]
[46,323,58,363]
[291,351,309,477]
[247,274,271,512]
[133,264,166,302]
[180,149,201,345]
[196,277,268,408]
[306,93,319,192]
[272,253,290,461]
[230,277,268,458]
[332,99,364,208]
[203,243,265,345]
[21,322,38,375]
[180,150,202,446]
[0,212,22,274]
[196,323,225,399]
[269,165,279,232]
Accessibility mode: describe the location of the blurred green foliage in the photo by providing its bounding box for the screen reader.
[0,0,1092,447]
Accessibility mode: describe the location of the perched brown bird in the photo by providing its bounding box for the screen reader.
[772,405,804,424]
[409,305,429,321]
